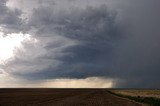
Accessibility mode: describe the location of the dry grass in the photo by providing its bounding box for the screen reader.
[110,89,160,99]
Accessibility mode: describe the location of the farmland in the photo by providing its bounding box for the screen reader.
[0,89,145,106]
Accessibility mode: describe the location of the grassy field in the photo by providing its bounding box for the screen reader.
[110,89,160,106]
[110,89,160,98]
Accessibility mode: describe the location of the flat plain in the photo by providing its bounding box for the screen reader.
[110,89,160,106]
[110,89,160,98]
[0,89,147,106]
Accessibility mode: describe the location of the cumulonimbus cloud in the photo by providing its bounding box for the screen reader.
[0,0,160,88]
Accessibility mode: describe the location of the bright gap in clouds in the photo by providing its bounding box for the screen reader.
[0,32,35,64]
[0,77,115,88]
[43,77,115,88]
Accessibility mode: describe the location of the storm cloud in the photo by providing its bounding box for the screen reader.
[0,0,22,33]
[0,0,160,88]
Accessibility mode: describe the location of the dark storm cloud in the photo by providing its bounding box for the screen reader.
[12,4,118,80]
[2,0,160,88]
[111,0,160,88]
[35,0,160,88]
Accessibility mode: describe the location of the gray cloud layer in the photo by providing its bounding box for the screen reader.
[1,0,160,88]
[12,4,118,80]
[0,0,22,33]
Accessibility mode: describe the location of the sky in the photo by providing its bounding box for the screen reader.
[0,0,160,88]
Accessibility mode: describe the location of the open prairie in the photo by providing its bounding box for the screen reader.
[110,89,160,106]
[110,89,160,98]
[0,89,145,106]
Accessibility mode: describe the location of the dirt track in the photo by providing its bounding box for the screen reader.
[0,89,146,106]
